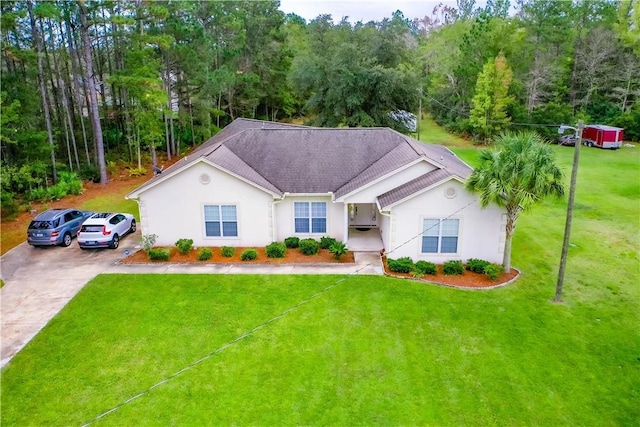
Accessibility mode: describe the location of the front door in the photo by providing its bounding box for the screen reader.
[348,203,378,228]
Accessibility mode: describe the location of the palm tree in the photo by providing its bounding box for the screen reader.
[466,131,565,272]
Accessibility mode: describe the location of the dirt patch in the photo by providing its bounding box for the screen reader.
[382,256,519,289]
[122,246,356,265]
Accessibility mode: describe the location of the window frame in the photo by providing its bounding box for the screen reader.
[203,204,239,238]
[293,201,327,234]
[421,217,460,254]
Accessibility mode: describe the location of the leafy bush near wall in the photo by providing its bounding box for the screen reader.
[240,249,257,261]
[266,242,287,258]
[221,246,235,257]
[466,258,490,274]
[387,257,415,273]
[484,264,502,280]
[415,260,437,275]
[320,236,337,249]
[148,248,170,261]
[175,238,194,254]
[299,238,319,255]
[197,247,212,261]
[329,241,348,260]
[443,260,464,275]
[284,237,300,248]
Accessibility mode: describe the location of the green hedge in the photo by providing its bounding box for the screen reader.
[266,242,286,258]
[387,257,414,273]
[299,238,319,255]
[240,249,257,261]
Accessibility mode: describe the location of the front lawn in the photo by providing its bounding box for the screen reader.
[1,144,638,425]
[1,271,638,426]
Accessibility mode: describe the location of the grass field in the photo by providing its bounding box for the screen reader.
[1,139,639,425]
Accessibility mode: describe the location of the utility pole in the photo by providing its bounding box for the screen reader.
[417,89,422,141]
[554,120,584,303]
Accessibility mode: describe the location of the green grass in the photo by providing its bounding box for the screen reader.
[79,185,140,220]
[417,114,470,147]
[1,145,639,426]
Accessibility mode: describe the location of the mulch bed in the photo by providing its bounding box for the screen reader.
[381,256,519,289]
[122,246,356,264]
[122,247,519,289]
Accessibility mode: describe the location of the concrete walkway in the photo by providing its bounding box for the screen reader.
[0,236,382,367]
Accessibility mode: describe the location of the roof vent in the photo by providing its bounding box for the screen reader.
[444,187,457,199]
[199,173,211,185]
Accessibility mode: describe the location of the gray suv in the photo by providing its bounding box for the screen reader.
[27,208,94,247]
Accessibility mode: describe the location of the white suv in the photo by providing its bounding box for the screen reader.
[77,212,136,249]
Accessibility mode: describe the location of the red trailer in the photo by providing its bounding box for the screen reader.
[582,125,624,149]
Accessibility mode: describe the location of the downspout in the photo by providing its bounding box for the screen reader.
[376,200,392,252]
[272,195,285,242]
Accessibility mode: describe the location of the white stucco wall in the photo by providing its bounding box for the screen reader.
[378,210,392,252]
[274,195,344,242]
[386,180,506,264]
[341,160,437,203]
[135,161,274,247]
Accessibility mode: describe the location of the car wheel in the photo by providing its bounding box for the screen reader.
[129,219,136,234]
[61,232,72,247]
[110,234,120,249]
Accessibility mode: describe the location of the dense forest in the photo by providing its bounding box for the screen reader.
[1,0,638,215]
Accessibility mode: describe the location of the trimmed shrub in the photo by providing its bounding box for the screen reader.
[221,246,235,257]
[320,236,337,249]
[484,264,502,281]
[329,241,348,260]
[266,242,287,258]
[284,236,300,248]
[415,260,437,275]
[175,238,194,255]
[299,238,319,255]
[240,249,257,261]
[148,248,169,261]
[197,247,213,261]
[387,257,415,273]
[443,260,464,275]
[466,258,490,274]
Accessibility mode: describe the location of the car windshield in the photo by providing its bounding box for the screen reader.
[81,225,103,233]
[29,220,54,229]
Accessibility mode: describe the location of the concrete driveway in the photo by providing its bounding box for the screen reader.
[0,229,142,367]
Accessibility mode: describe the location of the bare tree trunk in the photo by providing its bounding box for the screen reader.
[502,209,518,273]
[79,0,107,184]
[189,88,196,145]
[63,17,91,165]
[51,22,80,170]
[27,0,57,184]
[136,123,142,169]
[164,112,171,159]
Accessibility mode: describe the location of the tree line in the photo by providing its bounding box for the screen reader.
[1,0,638,213]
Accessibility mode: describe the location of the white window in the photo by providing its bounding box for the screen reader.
[204,205,238,237]
[294,202,326,233]
[422,218,459,253]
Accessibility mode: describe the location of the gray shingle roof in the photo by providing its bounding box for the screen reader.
[128,118,472,201]
[377,168,453,208]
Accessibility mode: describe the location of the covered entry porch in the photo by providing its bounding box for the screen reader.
[347,227,384,252]
[343,202,384,252]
